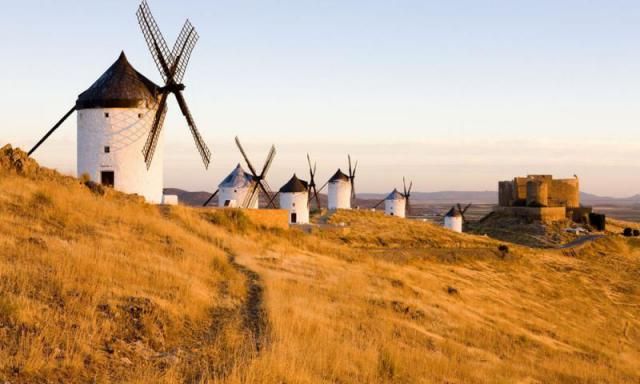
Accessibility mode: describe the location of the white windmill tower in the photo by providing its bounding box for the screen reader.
[279,174,310,224]
[327,155,357,210]
[216,164,258,208]
[28,2,212,204]
[384,189,406,218]
[444,204,470,233]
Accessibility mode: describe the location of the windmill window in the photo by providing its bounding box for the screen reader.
[104,112,109,118]
[292,202,296,207]
[104,146,110,153]
[234,189,237,193]
[138,113,143,118]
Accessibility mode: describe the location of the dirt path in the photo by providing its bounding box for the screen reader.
[557,234,605,249]
[224,248,269,352]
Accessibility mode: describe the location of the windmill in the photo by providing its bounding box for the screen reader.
[443,203,471,232]
[307,154,321,210]
[26,1,210,203]
[326,155,357,210]
[403,177,413,216]
[373,177,412,218]
[203,163,256,208]
[136,0,211,169]
[235,136,277,208]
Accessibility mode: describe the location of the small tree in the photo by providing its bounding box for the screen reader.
[623,228,633,237]
[634,229,640,237]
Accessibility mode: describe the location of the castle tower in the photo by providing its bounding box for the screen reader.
[218,164,259,208]
[384,189,406,218]
[327,169,351,210]
[279,174,309,224]
[76,52,163,203]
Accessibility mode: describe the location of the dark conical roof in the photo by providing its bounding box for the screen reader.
[76,52,161,110]
[279,174,309,193]
[329,169,350,182]
[385,188,405,201]
[445,206,462,218]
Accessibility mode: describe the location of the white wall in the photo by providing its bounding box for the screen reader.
[328,180,351,210]
[444,216,463,233]
[279,192,309,224]
[384,199,406,218]
[218,186,259,208]
[77,107,163,203]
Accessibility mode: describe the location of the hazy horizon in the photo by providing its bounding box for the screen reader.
[2,1,639,197]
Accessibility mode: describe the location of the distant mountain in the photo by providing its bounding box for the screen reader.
[163,188,211,207]
[358,191,498,204]
[580,192,640,205]
[166,188,640,207]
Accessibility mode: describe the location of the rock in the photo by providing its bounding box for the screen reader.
[0,144,39,175]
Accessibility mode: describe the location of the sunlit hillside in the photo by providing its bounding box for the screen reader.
[1,145,640,383]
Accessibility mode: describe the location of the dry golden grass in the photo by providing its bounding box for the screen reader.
[2,145,639,383]
[0,149,255,383]
[224,222,640,383]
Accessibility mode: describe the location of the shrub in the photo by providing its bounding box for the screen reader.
[84,180,105,196]
[623,228,633,237]
[498,244,510,258]
[30,190,53,207]
[204,209,252,233]
[634,229,640,237]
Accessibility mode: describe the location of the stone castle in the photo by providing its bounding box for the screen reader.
[497,175,591,222]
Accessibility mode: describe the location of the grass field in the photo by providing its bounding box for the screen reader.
[1,145,640,383]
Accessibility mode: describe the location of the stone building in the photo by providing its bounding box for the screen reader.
[497,175,591,222]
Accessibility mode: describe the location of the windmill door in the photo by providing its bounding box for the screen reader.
[291,213,297,224]
[101,171,114,187]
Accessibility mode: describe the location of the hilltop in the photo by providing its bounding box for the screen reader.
[1,144,640,383]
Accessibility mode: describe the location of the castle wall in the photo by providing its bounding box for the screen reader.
[513,177,528,203]
[498,181,513,207]
[549,179,579,208]
[495,206,567,223]
[526,180,548,207]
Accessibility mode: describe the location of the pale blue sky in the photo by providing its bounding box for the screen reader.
[1,1,639,196]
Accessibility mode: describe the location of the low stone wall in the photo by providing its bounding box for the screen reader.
[495,206,567,223]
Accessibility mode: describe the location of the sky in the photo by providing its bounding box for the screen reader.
[1,0,639,196]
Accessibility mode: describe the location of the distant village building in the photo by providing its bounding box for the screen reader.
[497,175,591,222]
[384,189,406,218]
[444,207,463,233]
[279,174,309,224]
[76,52,164,203]
[327,169,351,210]
[218,164,259,208]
